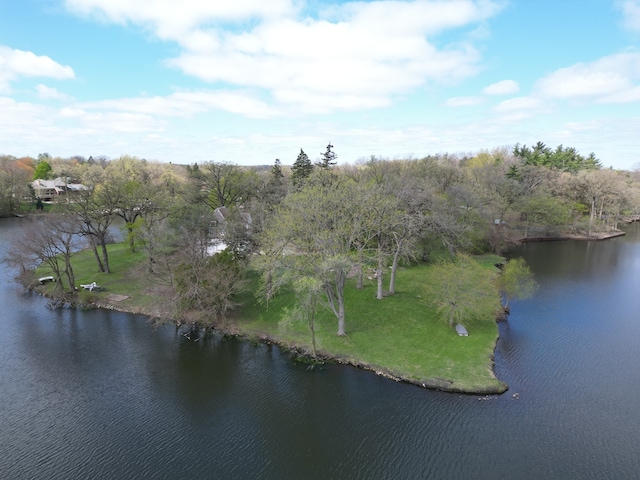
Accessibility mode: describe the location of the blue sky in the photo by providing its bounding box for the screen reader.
[1,0,640,169]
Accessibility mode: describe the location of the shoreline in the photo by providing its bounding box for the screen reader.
[63,293,508,395]
[228,329,508,395]
[518,230,625,243]
[29,226,627,396]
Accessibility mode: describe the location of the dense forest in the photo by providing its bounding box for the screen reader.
[2,143,638,331]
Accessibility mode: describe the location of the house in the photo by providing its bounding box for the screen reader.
[30,178,88,201]
[208,206,253,255]
[212,206,252,232]
[30,178,67,200]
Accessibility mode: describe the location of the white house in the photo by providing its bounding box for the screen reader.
[30,178,88,201]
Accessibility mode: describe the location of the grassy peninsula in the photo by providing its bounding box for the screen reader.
[9,145,633,396]
[36,243,508,395]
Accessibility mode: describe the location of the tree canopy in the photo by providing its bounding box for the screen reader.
[33,161,52,180]
[496,257,538,309]
[514,142,601,172]
[427,254,501,328]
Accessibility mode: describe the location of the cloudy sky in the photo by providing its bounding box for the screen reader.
[1,0,640,169]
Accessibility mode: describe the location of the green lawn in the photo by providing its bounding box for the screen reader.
[37,243,169,316]
[37,245,508,394]
[235,255,507,394]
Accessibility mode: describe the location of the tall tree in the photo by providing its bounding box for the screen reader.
[174,248,245,327]
[33,161,52,180]
[316,143,337,169]
[263,158,287,206]
[427,254,500,328]
[0,155,31,215]
[189,161,257,209]
[519,193,570,237]
[291,149,313,187]
[128,194,173,275]
[66,189,114,273]
[255,181,361,336]
[496,258,538,310]
[271,158,284,183]
[97,157,159,252]
[279,276,323,359]
[570,170,620,236]
[8,215,82,294]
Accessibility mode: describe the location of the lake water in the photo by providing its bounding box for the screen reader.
[1,217,640,479]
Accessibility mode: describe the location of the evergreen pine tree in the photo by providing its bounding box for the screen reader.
[291,149,313,186]
[317,143,337,169]
[271,158,284,184]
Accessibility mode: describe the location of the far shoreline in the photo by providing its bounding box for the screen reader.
[517,230,625,243]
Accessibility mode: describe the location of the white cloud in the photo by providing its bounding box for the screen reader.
[600,85,640,103]
[167,12,489,112]
[80,90,279,119]
[490,95,548,122]
[35,84,73,100]
[494,96,543,113]
[0,96,49,127]
[330,0,503,35]
[445,96,485,107]
[619,0,640,31]
[483,79,519,95]
[0,46,75,92]
[0,97,81,152]
[534,52,640,102]
[64,0,297,39]
[64,0,504,114]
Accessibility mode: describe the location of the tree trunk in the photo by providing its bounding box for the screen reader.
[598,199,604,220]
[376,245,384,300]
[389,245,401,295]
[128,223,136,252]
[356,246,364,290]
[90,237,105,272]
[589,198,596,237]
[323,269,347,336]
[309,297,317,359]
[101,242,110,273]
[337,302,346,336]
[335,269,347,336]
[65,261,76,292]
[377,268,384,299]
[356,262,364,290]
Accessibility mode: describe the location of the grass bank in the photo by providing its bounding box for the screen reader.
[38,243,174,318]
[36,245,508,395]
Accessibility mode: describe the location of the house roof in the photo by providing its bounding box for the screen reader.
[213,206,252,226]
[31,178,88,192]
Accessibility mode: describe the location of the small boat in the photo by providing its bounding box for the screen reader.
[38,276,55,284]
[455,324,468,336]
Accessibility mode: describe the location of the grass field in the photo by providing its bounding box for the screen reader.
[36,244,508,394]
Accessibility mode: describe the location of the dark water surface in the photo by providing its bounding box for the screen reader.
[2,217,640,479]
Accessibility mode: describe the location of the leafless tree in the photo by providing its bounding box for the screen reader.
[6,215,83,293]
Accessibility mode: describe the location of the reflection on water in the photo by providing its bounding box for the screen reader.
[2,218,640,479]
